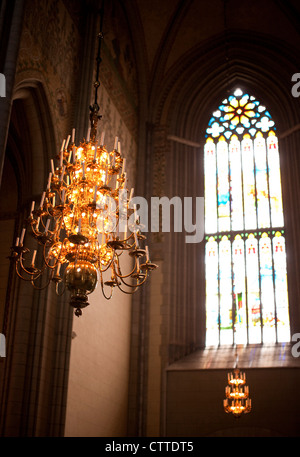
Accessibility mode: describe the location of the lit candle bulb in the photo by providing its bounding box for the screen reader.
[86,127,91,142]
[47,172,52,190]
[117,141,121,154]
[15,237,19,247]
[100,131,105,146]
[114,136,118,150]
[60,140,65,167]
[93,142,98,161]
[20,228,26,245]
[56,262,61,276]
[60,166,65,182]
[134,231,139,247]
[45,219,50,232]
[60,139,66,153]
[30,201,35,216]
[51,159,55,175]
[40,191,46,208]
[65,134,71,150]
[133,204,137,223]
[31,250,37,266]
[122,158,126,174]
[129,188,134,202]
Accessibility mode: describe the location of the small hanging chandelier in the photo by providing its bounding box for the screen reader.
[9,8,157,317]
[223,348,252,417]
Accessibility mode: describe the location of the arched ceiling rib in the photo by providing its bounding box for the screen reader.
[129,0,300,127]
[147,30,300,139]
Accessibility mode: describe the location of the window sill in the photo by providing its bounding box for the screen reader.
[167,343,300,370]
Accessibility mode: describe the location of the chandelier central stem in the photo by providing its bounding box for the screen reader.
[89,1,105,142]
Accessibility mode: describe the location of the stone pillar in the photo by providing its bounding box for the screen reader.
[0,0,25,186]
[279,129,300,337]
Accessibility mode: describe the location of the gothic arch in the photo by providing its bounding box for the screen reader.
[155,30,300,138]
[0,79,72,437]
[12,79,57,196]
[145,29,300,366]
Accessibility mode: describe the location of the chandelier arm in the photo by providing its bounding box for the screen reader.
[15,253,51,288]
[122,233,136,250]
[98,261,113,273]
[113,254,139,279]
[99,272,114,300]
[43,241,61,270]
[56,236,66,264]
[39,214,47,231]
[30,274,53,291]
[18,253,43,278]
[14,261,41,282]
[114,284,138,295]
[45,202,54,218]
[113,270,149,294]
[96,248,115,273]
[116,269,149,289]
[103,261,140,291]
[113,272,139,294]
[55,280,66,296]
[30,217,44,238]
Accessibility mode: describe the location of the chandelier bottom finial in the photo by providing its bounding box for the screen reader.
[64,260,98,316]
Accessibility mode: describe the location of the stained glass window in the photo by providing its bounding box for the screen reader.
[205,88,290,346]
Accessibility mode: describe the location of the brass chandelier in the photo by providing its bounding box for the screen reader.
[10,18,157,317]
[223,349,252,417]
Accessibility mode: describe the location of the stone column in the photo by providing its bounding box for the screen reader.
[0,0,25,186]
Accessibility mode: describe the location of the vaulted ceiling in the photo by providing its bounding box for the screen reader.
[64,0,300,136]
[127,0,300,134]
[133,0,300,82]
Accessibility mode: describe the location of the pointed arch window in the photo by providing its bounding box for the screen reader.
[204,88,290,346]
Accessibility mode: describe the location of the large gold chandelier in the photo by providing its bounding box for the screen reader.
[223,349,252,418]
[10,24,157,317]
